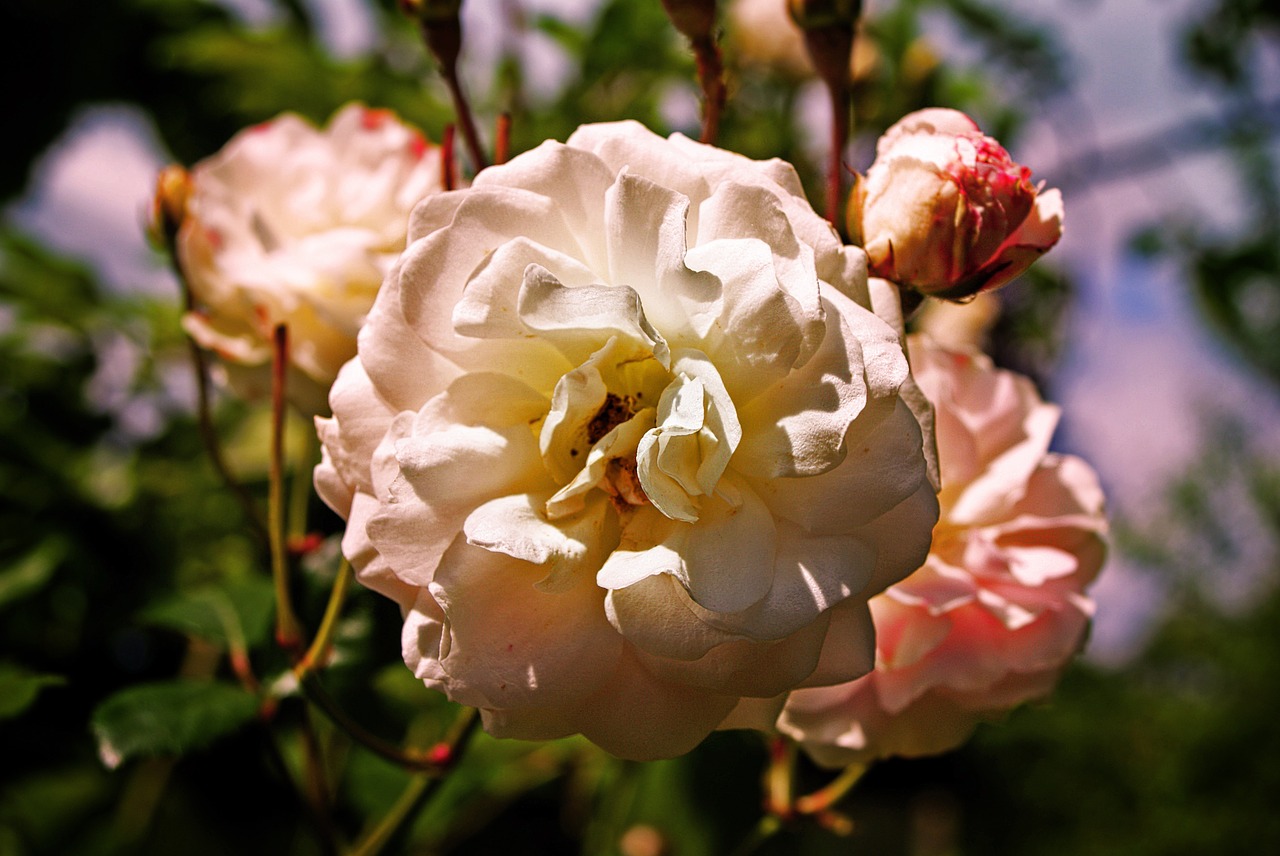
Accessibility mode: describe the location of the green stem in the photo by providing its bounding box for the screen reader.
[269,324,303,652]
[294,558,354,678]
[176,281,270,550]
[727,815,784,856]
[794,763,866,816]
[344,709,482,856]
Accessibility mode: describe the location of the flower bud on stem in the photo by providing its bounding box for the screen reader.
[661,0,727,144]
[402,0,489,173]
[788,0,862,225]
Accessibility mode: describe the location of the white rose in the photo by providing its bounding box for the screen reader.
[778,335,1107,765]
[177,103,444,414]
[316,121,939,760]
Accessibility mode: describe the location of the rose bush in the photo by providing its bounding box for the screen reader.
[176,103,443,414]
[851,108,1063,301]
[778,335,1107,766]
[315,121,940,760]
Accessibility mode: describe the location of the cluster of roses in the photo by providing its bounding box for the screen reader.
[157,102,1105,765]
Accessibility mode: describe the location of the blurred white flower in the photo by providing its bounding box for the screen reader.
[176,103,443,414]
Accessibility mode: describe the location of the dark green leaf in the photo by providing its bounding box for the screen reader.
[0,663,66,719]
[90,680,259,767]
[0,538,66,608]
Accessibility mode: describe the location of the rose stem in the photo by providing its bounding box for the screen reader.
[660,1,727,144]
[495,112,512,165]
[765,735,797,820]
[175,278,270,550]
[346,711,481,856]
[793,762,866,815]
[441,124,456,191]
[269,324,303,653]
[299,671,478,773]
[826,77,850,227]
[693,33,728,145]
[293,557,353,678]
[794,2,860,228]
[404,1,490,173]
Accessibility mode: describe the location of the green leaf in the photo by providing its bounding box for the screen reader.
[0,538,67,608]
[0,663,66,720]
[90,680,260,767]
[138,576,274,647]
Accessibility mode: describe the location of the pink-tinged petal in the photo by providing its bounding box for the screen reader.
[429,540,624,711]
[563,646,738,761]
[871,594,953,670]
[979,188,1065,293]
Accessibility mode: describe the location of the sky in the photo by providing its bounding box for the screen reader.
[5,0,1278,664]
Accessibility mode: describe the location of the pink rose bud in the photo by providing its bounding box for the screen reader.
[852,108,1063,301]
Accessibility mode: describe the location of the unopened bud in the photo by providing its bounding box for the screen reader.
[403,0,464,70]
[787,0,861,29]
[787,0,862,89]
[661,0,716,41]
[150,164,191,248]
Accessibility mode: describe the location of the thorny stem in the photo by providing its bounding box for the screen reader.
[269,324,303,653]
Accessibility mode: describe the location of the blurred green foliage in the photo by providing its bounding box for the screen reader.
[1,1,1278,854]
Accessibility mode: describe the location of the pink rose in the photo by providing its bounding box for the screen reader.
[176,104,444,414]
[778,335,1107,765]
[853,109,1063,301]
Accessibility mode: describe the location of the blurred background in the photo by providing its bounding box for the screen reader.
[2,0,1278,853]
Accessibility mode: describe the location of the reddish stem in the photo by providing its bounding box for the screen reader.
[441,124,456,191]
[495,112,512,165]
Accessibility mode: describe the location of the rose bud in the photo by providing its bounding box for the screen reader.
[851,108,1064,301]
